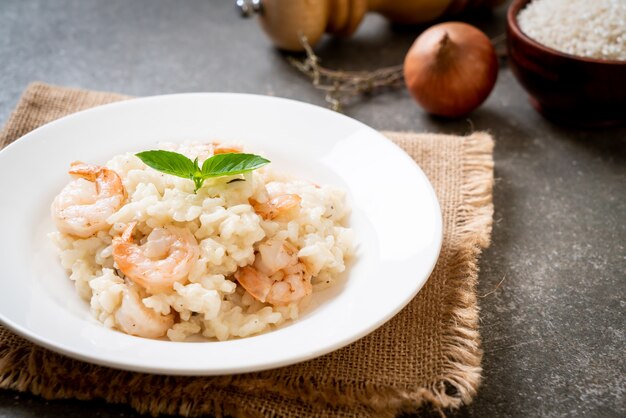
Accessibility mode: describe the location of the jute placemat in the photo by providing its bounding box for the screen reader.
[0,82,494,417]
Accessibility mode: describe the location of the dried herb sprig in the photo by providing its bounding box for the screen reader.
[287,35,404,112]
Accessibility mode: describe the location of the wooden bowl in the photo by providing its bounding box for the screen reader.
[507,0,626,127]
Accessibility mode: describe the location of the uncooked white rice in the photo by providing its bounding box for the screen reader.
[50,142,354,341]
[518,0,626,61]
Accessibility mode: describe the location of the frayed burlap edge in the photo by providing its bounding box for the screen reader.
[304,132,494,416]
[0,83,494,417]
[430,132,493,409]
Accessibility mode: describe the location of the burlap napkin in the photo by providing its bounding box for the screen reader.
[0,82,494,417]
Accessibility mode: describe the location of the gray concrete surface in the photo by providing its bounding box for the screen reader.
[1,1,624,417]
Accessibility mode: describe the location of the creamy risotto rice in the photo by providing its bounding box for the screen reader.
[50,142,353,341]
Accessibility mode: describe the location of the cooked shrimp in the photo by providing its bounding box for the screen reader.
[115,283,174,338]
[236,264,311,306]
[51,162,126,238]
[235,266,274,303]
[235,239,312,306]
[250,194,302,221]
[112,222,199,294]
[254,238,299,275]
[268,263,312,305]
[212,142,242,155]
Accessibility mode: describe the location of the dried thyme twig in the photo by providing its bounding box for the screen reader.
[287,35,404,112]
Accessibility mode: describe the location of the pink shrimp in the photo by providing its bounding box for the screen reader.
[115,283,174,338]
[211,142,242,155]
[51,162,126,238]
[250,194,302,221]
[235,239,312,306]
[112,222,199,294]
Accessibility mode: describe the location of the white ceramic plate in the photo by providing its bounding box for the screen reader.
[0,93,441,375]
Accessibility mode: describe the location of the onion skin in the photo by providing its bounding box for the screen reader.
[404,22,498,118]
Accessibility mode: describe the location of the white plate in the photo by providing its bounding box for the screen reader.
[0,93,441,375]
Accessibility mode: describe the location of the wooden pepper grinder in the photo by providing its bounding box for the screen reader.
[236,0,504,51]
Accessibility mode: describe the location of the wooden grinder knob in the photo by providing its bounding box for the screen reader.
[238,0,505,51]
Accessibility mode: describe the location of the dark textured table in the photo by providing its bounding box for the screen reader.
[1,1,624,417]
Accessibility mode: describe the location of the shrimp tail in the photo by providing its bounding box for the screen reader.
[235,266,273,303]
[250,194,302,221]
[68,161,102,180]
[211,142,242,155]
[68,161,126,199]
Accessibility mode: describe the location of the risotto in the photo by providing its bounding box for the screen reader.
[50,142,353,341]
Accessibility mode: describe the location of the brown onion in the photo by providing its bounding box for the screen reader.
[403,22,498,118]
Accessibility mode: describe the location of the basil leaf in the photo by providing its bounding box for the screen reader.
[135,149,270,194]
[201,153,270,178]
[135,150,196,179]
